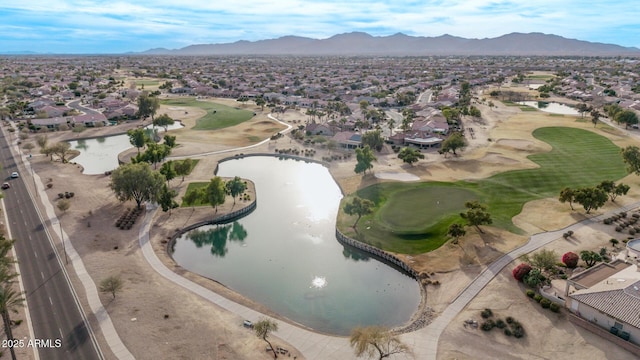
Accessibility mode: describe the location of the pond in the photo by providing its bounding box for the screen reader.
[67,121,183,174]
[171,157,420,335]
[518,101,580,115]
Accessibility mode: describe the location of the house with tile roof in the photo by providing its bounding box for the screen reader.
[565,259,640,345]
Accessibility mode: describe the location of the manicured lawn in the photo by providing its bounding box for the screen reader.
[161,97,254,130]
[339,127,628,254]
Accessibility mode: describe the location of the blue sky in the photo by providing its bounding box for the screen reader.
[1,0,638,54]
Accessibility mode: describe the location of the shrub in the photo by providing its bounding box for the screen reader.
[481,309,493,319]
[562,252,579,268]
[604,218,612,225]
[512,263,532,281]
[540,298,551,308]
[481,320,495,331]
[513,325,525,338]
[504,328,512,336]
[533,294,543,303]
[505,316,514,324]
[632,213,640,219]
[496,319,506,329]
[549,303,561,313]
[525,289,535,298]
[630,229,636,236]
[615,226,623,232]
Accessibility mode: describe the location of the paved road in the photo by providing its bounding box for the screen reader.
[0,132,103,360]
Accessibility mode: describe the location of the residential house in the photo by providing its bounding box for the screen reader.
[565,259,640,346]
[331,131,362,149]
[306,123,334,136]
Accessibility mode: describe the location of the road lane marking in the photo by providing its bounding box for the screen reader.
[34,251,37,258]
[48,297,53,305]
[59,328,64,339]
[40,271,44,279]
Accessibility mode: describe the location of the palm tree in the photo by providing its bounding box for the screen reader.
[0,270,23,360]
[387,118,396,137]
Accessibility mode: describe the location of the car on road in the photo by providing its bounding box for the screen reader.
[1,183,9,189]
[10,172,18,178]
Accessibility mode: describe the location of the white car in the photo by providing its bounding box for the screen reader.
[10,172,19,178]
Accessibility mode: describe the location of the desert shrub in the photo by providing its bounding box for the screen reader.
[505,316,514,324]
[513,326,525,338]
[562,252,579,268]
[630,229,636,236]
[604,218,612,225]
[481,309,493,319]
[632,213,640,219]
[620,211,627,218]
[567,230,574,236]
[525,289,535,298]
[481,320,495,331]
[549,303,561,313]
[496,319,506,329]
[512,263,532,281]
[504,328,513,336]
[540,298,551,308]
[533,294,543,303]
[563,232,570,239]
[615,226,623,232]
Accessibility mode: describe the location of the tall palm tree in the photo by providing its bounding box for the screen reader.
[0,268,22,360]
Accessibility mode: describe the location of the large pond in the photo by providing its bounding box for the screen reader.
[518,101,580,115]
[68,122,183,174]
[171,157,420,335]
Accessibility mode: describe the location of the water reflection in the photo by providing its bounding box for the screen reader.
[342,245,370,262]
[75,139,88,150]
[187,221,247,257]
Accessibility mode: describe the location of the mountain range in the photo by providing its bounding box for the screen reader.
[140,32,640,56]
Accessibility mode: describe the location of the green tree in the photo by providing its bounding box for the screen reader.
[159,160,177,185]
[137,92,160,121]
[460,201,492,234]
[558,187,576,210]
[163,134,177,148]
[573,187,608,214]
[397,147,424,166]
[158,184,179,213]
[580,250,602,267]
[99,275,123,299]
[615,110,638,129]
[49,142,72,163]
[128,128,148,154]
[225,176,247,204]
[174,158,194,182]
[361,130,384,152]
[441,132,467,156]
[597,180,630,202]
[133,143,172,169]
[354,145,376,175]
[183,187,202,208]
[254,318,279,359]
[153,113,175,132]
[110,162,164,209]
[590,109,601,127]
[622,145,640,175]
[521,249,558,272]
[387,118,396,137]
[401,108,414,132]
[523,268,546,288]
[255,96,266,111]
[349,326,412,360]
[344,196,374,228]
[447,223,466,245]
[206,177,226,213]
[576,103,590,118]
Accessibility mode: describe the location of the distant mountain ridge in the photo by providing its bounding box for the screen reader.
[141,32,640,56]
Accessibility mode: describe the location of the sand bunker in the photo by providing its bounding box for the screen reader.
[496,139,536,151]
[480,153,520,165]
[375,172,420,181]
